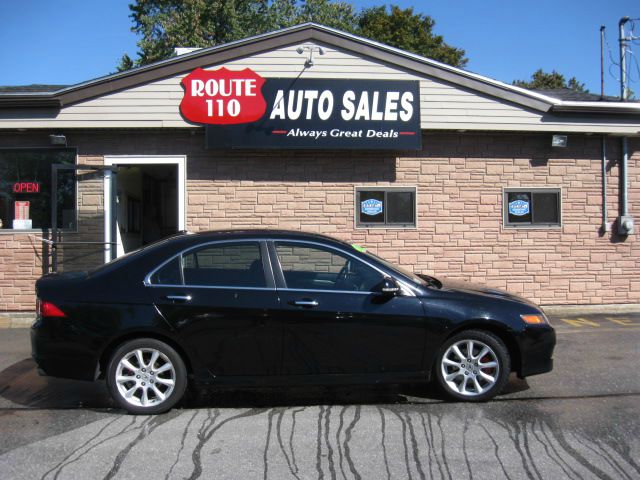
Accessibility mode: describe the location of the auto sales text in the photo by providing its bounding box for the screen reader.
[270,89,414,122]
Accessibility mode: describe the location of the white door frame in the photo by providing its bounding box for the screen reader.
[103,155,186,262]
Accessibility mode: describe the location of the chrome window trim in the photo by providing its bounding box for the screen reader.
[144,283,276,292]
[272,239,417,297]
[144,237,420,296]
[143,238,273,288]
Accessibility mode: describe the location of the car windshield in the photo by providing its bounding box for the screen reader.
[351,244,432,287]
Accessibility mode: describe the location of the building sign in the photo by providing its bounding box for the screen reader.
[361,198,384,216]
[180,68,267,125]
[180,68,421,150]
[508,199,530,216]
[12,182,40,193]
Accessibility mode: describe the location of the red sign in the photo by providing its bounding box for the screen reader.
[13,182,40,193]
[15,201,30,220]
[180,67,267,125]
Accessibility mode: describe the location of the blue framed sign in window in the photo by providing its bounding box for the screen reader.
[355,187,416,228]
[503,188,561,227]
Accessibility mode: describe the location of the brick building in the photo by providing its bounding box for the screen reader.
[0,24,638,314]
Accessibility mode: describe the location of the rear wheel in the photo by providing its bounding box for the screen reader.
[435,329,510,402]
[106,338,187,414]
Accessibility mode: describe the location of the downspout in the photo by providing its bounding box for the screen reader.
[601,136,607,232]
[620,137,628,218]
[617,137,634,235]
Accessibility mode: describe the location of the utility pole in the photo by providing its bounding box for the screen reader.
[619,17,630,101]
[600,26,605,100]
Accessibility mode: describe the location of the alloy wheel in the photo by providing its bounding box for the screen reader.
[114,348,176,408]
[440,339,500,396]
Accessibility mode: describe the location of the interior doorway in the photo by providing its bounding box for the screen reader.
[104,156,186,260]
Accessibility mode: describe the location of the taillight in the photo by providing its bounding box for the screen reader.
[37,299,67,318]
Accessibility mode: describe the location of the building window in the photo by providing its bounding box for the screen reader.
[355,187,416,228]
[0,148,77,231]
[503,188,561,227]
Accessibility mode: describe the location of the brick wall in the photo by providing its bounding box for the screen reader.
[0,130,637,310]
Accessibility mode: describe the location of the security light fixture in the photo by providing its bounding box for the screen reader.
[551,135,568,147]
[49,134,67,146]
[296,45,325,68]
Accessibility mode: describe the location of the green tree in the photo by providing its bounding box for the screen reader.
[513,69,587,92]
[358,5,467,67]
[117,1,467,71]
[118,0,358,70]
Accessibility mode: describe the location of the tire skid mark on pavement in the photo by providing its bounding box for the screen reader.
[492,418,537,480]
[103,410,181,480]
[532,418,579,479]
[165,410,198,480]
[314,405,325,480]
[376,406,392,480]
[39,416,139,480]
[1,403,639,479]
[478,423,511,479]
[275,407,304,480]
[571,431,633,480]
[461,417,475,480]
[335,406,348,480]
[342,405,362,480]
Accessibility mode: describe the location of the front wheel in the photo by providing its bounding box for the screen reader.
[106,338,187,414]
[435,330,510,402]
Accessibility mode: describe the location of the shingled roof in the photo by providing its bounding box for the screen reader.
[529,88,630,102]
[0,84,68,93]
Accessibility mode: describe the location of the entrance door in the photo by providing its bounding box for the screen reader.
[104,156,185,261]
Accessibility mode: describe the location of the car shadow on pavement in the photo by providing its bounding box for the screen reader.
[0,358,531,411]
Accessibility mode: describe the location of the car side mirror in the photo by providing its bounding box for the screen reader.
[376,277,401,296]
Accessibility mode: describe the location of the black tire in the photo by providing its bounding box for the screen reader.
[106,338,187,414]
[434,329,510,402]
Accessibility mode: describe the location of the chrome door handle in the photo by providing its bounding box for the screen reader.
[290,299,319,307]
[165,295,192,302]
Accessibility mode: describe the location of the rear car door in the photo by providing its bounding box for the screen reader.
[146,240,282,377]
[271,240,427,376]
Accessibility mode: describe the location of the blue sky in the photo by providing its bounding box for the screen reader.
[0,0,638,97]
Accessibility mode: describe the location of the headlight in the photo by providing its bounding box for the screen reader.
[520,314,548,325]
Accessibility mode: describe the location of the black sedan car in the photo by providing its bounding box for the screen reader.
[32,230,555,414]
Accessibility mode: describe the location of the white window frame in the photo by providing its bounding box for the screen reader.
[104,155,186,261]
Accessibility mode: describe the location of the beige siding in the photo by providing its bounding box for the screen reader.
[1,42,639,133]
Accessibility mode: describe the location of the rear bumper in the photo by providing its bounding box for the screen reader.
[31,318,101,381]
[516,325,556,378]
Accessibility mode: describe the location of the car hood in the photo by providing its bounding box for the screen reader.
[418,275,537,307]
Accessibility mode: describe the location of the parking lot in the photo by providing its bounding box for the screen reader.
[0,313,638,479]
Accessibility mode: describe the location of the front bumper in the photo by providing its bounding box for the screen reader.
[516,325,556,378]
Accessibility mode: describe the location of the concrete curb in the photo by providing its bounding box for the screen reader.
[541,304,640,316]
[0,312,35,329]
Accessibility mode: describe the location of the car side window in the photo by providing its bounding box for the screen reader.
[149,257,183,285]
[275,242,383,292]
[182,242,266,287]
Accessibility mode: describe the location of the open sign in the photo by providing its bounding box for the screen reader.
[13,182,40,193]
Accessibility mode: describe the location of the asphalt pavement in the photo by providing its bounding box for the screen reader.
[0,314,638,479]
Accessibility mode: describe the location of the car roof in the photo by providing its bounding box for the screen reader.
[175,229,348,244]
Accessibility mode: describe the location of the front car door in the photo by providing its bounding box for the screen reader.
[271,240,427,377]
[146,240,282,378]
